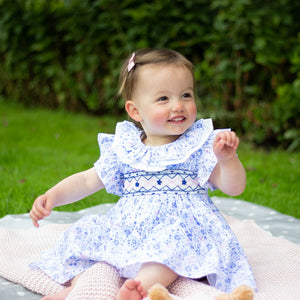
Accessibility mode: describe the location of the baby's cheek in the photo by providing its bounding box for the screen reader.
[152,111,169,124]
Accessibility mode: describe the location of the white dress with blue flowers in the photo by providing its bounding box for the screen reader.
[30,119,256,293]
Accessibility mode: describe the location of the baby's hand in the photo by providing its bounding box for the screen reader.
[213,131,239,162]
[30,194,53,228]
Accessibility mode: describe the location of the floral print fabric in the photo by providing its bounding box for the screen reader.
[30,119,256,293]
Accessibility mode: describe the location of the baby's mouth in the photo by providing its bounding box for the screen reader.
[168,117,186,123]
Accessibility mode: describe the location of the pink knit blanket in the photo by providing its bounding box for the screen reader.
[0,215,300,299]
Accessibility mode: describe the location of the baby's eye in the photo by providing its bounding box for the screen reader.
[182,93,192,99]
[158,96,168,102]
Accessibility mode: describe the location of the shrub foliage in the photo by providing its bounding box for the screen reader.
[0,0,299,149]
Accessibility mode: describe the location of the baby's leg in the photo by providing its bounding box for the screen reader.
[136,262,178,293]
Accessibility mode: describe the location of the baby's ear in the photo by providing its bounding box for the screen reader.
[125,100,142,122]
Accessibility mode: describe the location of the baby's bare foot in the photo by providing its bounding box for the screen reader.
[117,279,146,300]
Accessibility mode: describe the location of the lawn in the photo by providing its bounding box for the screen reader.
[1,101,299,219]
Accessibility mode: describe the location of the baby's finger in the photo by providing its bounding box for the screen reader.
[30,204,50,226]
[213,138,225,153]
[35,205,50,218]
[35,195,51,215]
[222,131,238,148]
[31,218,39,228]
[226,132,239,149]
[32,199,50,217]
[233,135,240,149]
[224,131,233,145]
[29,210,41,228]
[213,132,226,147]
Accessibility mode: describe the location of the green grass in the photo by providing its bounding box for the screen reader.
[0,101,120,217]
[1,101,299,219]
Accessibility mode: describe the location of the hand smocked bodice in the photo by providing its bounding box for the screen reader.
[94,119,221,196]
[122,169,206,196]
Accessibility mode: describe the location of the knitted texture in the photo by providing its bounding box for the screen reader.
[227,216,300,300]
[1,215,300,299]
[0,223,68,296]
[66,262,124,300]
[168,276,218,298]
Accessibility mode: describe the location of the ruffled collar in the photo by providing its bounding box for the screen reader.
[112,119,213,171]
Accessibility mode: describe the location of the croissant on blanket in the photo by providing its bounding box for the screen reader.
[148,283,254,300]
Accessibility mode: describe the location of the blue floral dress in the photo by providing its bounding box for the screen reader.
[30,119,256,293]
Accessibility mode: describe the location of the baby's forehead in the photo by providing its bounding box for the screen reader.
[137,63,193,80]
[133,64,194,95]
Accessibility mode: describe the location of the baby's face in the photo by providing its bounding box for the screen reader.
[130,64,197,146]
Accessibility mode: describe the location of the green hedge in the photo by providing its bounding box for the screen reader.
[0,0,299,150]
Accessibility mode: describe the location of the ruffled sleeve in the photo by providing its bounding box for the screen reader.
[196,129,227,190]
[94,133,124,196]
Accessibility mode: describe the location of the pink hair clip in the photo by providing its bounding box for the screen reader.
[127,52,135,72]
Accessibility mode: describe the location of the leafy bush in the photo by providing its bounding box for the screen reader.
[0,0,299,149]
[195,0,300,150]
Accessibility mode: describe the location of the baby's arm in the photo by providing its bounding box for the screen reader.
[209,131,246,196]
[30,167,104,227]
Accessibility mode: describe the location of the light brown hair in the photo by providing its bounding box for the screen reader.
[118,48,195,101]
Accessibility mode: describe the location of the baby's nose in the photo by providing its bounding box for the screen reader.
[173,99,184,111]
